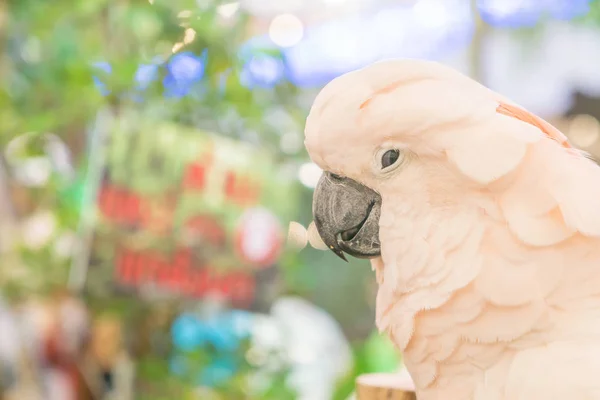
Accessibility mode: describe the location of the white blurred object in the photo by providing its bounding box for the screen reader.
[217,2,240,18]
[236,207,282,266]
[248,313,288,374]
[298,162,322,188]
[43,369,73,400]
[21,211,57,250]
[4,134,51,187]
[280,132,303,154]
[307,221,328,250]
[569,114,600,148]
[269,14,304,48]
[4,133,74,187]
[53,231,77,259]
[251,314,284,352]
[483,22,600,117]
[412,0,457,29]
[44,134,74,181]
[286,220,329,251]
[14,158,53,187]
[287,221,308,249]
[271,296,353,400]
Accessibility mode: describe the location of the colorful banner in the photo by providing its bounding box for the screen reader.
[84,116,296,308]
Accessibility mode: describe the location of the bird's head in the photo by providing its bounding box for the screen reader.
[305,59,561,261]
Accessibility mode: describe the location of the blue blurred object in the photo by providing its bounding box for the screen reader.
[135,63,160,90]
[169,310,250,388]
[91,61,112,96]
[171,310,254,353]
[92,60,161,99]
[227,310,255,338]
[204,314,240,352]
[547,0,591,20]
[131,63,161,102]
[477,0,542,28]
[163,50,206,98]
[207,331,238,352]
[171,313,206,351]
[240,55,285,88]
[242,2,474,88]
[477,0,592,27]
[197,356,238,387]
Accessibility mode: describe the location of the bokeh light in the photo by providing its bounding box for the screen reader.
[3,1,600,398]
[268,14,304,48]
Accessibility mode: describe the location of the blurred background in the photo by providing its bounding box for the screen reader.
[2,0,600,399]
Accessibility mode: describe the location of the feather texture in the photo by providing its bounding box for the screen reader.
[305,59,600,399]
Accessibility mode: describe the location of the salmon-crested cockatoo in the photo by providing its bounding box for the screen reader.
[306,59,600,400]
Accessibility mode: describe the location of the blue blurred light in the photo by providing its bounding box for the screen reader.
[227,310,255,338]
[477,0,592,27]
[135,63,160,90]
[547,0,592,20]
[163,50,206,98]
[169,311,253,387]
[198,356,238,387]
[92,61,112,96]
[130,63,161,102]
[477,0,542,28]
[205,315,239,352]
[240,55,285,88]
[171,313,206,351]
[242,1,474,88]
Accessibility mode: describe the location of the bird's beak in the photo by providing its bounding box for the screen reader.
[312,172,381,261]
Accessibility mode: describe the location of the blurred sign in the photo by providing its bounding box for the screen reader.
[85,116,295,307]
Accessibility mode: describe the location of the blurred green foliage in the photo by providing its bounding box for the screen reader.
[0,0,303,149]
[0,0,306,289]
[0,0,378,346]
[582,0,600,24]
[0,1,375,398]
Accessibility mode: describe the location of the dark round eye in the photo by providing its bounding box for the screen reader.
[381,149,400,169]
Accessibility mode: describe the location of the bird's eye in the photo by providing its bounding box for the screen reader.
[381,149,400,169]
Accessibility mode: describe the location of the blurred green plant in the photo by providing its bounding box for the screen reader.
[1,0,301,145]
[580,0,600,24]
[164,341,296,400]
[0,0,306,290]
[0,0,306,396]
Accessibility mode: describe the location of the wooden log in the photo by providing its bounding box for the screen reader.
[356,370,417,400]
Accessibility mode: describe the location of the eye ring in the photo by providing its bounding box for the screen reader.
[381,149,400,169]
